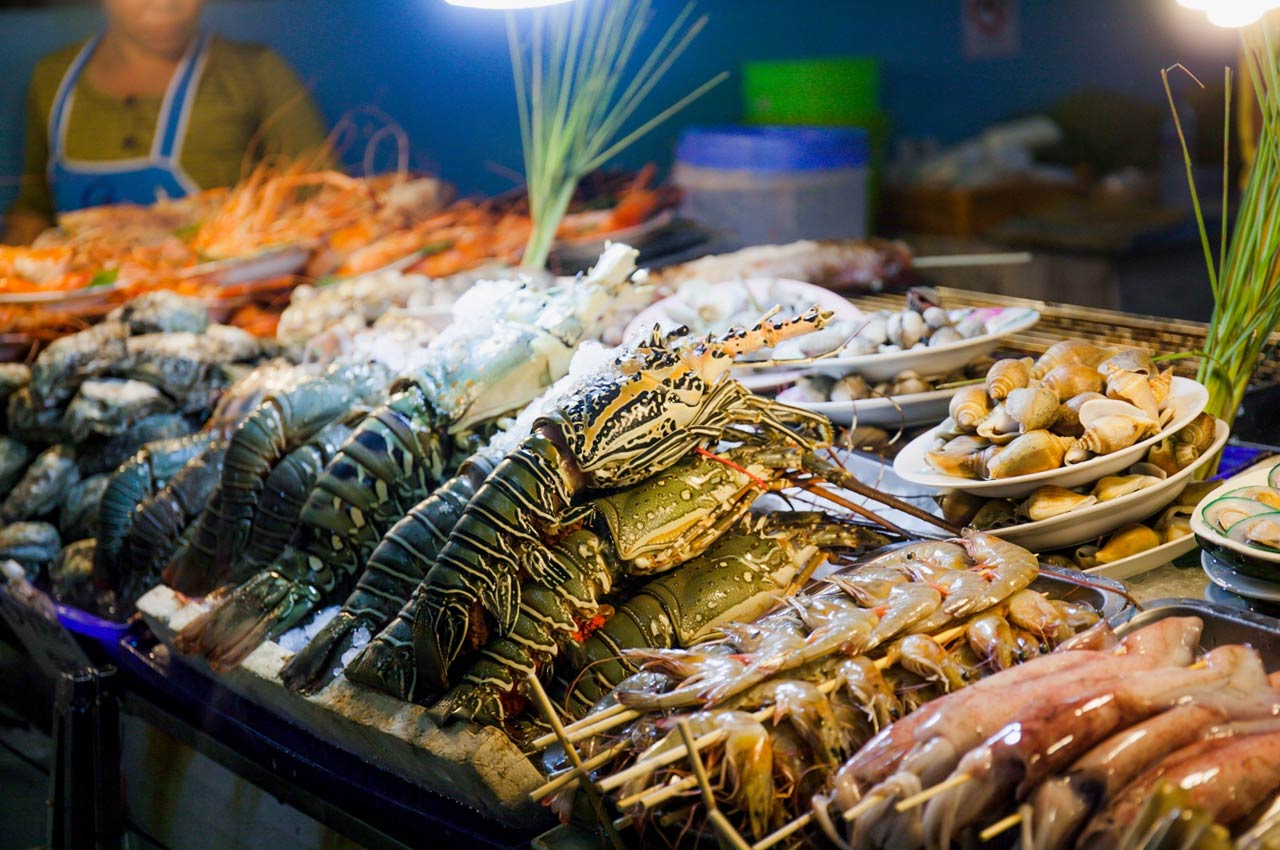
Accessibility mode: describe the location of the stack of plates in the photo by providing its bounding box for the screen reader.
[1193,461,1280,602]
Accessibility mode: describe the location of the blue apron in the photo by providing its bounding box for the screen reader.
[47,32,210,213]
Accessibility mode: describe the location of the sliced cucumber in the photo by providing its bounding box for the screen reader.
[1226,511,1280,554]
[1219,486,1280,510]
[1203,496,1276,533]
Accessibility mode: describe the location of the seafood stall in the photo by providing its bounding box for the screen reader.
[6,3,1280,850]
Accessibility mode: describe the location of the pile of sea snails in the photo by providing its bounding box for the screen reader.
[935,411,1218,530]
[1038,480,1219,569]
[925,341,1181,480]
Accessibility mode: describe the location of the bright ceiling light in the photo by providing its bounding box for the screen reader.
[1179,0,1280,28]
[444,0,573,8]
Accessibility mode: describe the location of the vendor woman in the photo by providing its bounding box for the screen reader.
[2,0,328,244]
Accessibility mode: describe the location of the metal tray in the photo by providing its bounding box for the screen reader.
[1115,598,1280,663]
[1032,565,1133,624]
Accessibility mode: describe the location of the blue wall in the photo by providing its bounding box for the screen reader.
[0,0,1239,211]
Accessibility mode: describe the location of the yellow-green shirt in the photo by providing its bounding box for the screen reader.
[12,35,328,220]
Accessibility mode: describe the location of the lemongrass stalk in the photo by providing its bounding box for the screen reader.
[507,0,725,270]
[1170,15,1280,445]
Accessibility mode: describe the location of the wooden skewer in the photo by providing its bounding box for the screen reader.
[677,719,755,850]
[530,701,631,750]
[980,809,1024,842]
[843,793,887,823]
[598,729,726,792]
[753,811,813,850]
[623,774,698,810]
[529,738,631,802]
[893,772,972,812]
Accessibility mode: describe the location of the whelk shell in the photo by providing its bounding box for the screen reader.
[1066,414,1158,464]
[1040,363,1105,402]
[976,404,1021,444]
[971,500,1019,529]
[985,357,1033,401]
[936,490,986,525]
[985,430,1074,479]
[1175,412,1216,454]
[1155,504,1193,543]
[949,385,992,431]
[1021,485,1097,521]
[1148,367,1174,408]
[1105,366,1160,422]
[1077,398,1156,431]
[1097,348,1155,376]
[1052,391,1106,438]
[1004,385,1061,431]
[1146,436,1179,477]
[926,435,1003,480]
[1032,340,1112,380]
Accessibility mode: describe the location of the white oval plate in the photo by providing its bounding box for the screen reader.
[1190,463,1280,566]
[1084,533,1199,581]
[783,386,961,428]
[809,307,1041,383]
[1202,548,1280,602]
[990,418,1228,550]
[893,377,1210,498]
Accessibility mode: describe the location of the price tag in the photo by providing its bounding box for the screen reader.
[0,584,92,679]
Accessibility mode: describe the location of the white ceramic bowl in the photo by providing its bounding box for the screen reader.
[988,418,1228,550]
[807,308,1040,383]
[783,386,960,428]
[1190,463,1280,566]
[1085,533,1199,581]
[893,377,1210,498]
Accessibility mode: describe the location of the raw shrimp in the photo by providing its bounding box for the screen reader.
[965,611,1017,671]
[1007,588,1073,644]
[954,528,1038,615]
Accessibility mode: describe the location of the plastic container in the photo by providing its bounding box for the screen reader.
[673,126,869,246]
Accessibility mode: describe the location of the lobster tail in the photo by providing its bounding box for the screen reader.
[278,610,362,695]
[344,594,421,700]
[174,568,320,671]
[163,486,228,595]
[215,402,288,572]
[280,453,494,696]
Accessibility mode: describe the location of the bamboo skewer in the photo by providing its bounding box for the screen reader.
[894,772,972,812]
[977,809,1029,839]
[752,812,813,850]
[678,719,754,850]
[530,738,631,802]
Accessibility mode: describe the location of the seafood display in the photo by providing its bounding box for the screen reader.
[537,534,1115,843]
[920,343,1190,481]
[171,245,655,669]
